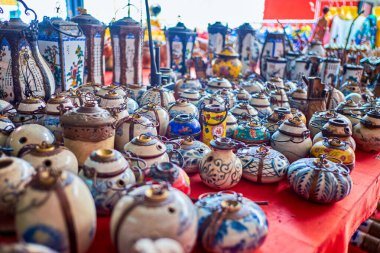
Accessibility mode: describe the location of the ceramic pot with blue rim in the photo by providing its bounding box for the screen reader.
[287,155,352,203]
[233,120,270,145]
[0,243,58,253]
[15,168,96,253]
[230,102,258,119]
[110,183,198,253]
[140,86,175,109]
[0,115,15,146]
[237,145,289,183]
[195,191,268,253]
[135,103,170,136]
[168,99,199,119]
[249,92,272,119]
[167,114,201,139]
[12,97,46,126]
[226,113,238,138]
[80,148,140,215]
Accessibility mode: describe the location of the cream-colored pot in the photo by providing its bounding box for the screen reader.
[353,109,380,152]
[289,88,308,113]
[0,115,14,146]
[0,99,16,116]
[98,90,129,121]
[136,104,170,136]
[336,100,363,126]
[168,99,199,119]
[13,97,46,126]
[264,107,293,134]
[270,89,290,109]
[132,238,184,253]
[97,85,127,97]
[206,77,232,94]
[240,80,264,94]
[309,110,352,137]
[230,103,258,119]
[140,87,175,109]
[179,89,202,106]
[249,92,272,119]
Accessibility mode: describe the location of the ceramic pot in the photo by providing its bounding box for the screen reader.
[309,110,351,137]
[200,104,228,146]
[233,120,270,145]
[310,138,355,170]
[168,99,199,119]
[0,99,17,116]
[287,156,352,203]
[170,137,211,174]
[226,113,238,138]
[264,57,287,80]
[289,88,308,113]
[0,157,34,233]
[175,78,202,98]
[110,183,198,253]
[264,107,293,134]
[60,102,116,166]
[291,108,307,124]
[237,145,289,183]
[353,109,380,152]
[341,80,361,96]
[167,114,201,139]
[265,77,285,91]
[15,168,96,253]
[235,88,251,102]
[336,100,363,126]
[0,115,15,146]
[195,191,268,253]
[77,83,101,94]
[140,87,175,109]
[217,89,236,109]
[270,89,290,109]
[179,89,202,106]
[249,92,272,119]
[199,137,243,189]
[21,142,78,174]
[313,118,356,150]
[230,103,258,119]
[136,103,170,136]
[270,117,312,163]
[198,94,224,110]
[98,90,129,121]
[132,238,184,253]
[146,162,190,195]
[124,134,170,168]
[97,85,127,97]
[206,77,232,94]
[60,89,84,107]
[342,64,364,83]
[80,149,138,215]
[115,114,158,152]
[125,97,139,114]
[6,124,55,157]
[284,80,297,94]
[12,97,46,126]
[0,243,58,253]
[240,80,264,94]
[126,85,146,104]
[212,46,242,79]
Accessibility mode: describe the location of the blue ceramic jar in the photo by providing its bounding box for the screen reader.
[167,114,201,139]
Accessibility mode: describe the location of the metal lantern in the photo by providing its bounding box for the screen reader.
[71,8,106,85]
[259,32,286,79]
[109,16,143,85]
[38,16,86,91]
[207,21,227,58]
[166,22,197,76]
[0,1,55,103]
[236,22,260,75]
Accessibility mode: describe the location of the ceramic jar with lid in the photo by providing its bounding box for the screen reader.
[60,101,117,166]
[110,183,198,253]
[287,156,352,203]
[270,89,290,109]
[200,104,229,146]
[249,92,272,119]
[199,137,243,189]
[198,94,224,109]
[6,124,55,157]
[15,168,96,253]
[284,80,297,94]
[98,90,129,121]
[353,109,380,152]
[264,107,293,134]
[212,46,242,79]
[168,99,199,119]
[80,149,137,215]
[0,157,34,233]
[313,118,356,150]
[235,88,252,102]
[233,120,270,145]
[0,115,14,146]
[97,85,127,97]
[146,162,190,195]
[136,103,170,136]
[230,103,258,119]
[341,80,362,96]
[175,78,202,98]
[226,113,238,138]
[206,77,233,94]
[115,114,158,152]
[140,87,175,109]
[240,80,264,94]
[0,243,57,253]
[291,108,307,124]
[170,137,211,174]
[309,110,351,137]
[336,100,363,126]
[217,89,236,109]
[237,145,289,183]
[265,77,285,90]
[77,83,101,94]
[21,142,78,174]
[167,114,201,139]
[60,89,84,107]
[179,89,202,106]
[311,138,355,170]
[125,97,139,114]
[13,97,46,126]
[289,88,308,113]
[270,117,312,163]
[195,191,268,253]
[124,134,170,168]
[0,99,17,116]
[126,84,146,104]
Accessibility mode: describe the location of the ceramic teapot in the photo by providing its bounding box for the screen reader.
[140,86,175,109]
[287,155,352,203]
[235,88,252,102]
[198,93,224,110]
[265,77,285,91]
[308,110,351,137]
[98,90,129,121]
[12,97,46,126]
[0,100,16,116]
[270,117,312,163]
[76,82,101,94]
[199,137,243,189]
[237,145,289,183]
[353,109,380,152]
[136,103,170,136]
[15,168,96,253]
[206,77,233,94]
[60,101,117,166]
[291,108,307,124]
[264,107,293,134]
[21,142,78,174]
[175,78,202,98]
[217,89,236,109]
[126,84,147,104]
[240,79,265,94]
[167,114,201,139]
[249,92,272,119]
[269,89,290,109]
[97,85,127,97]
[168,99,199,119]
[110,183,198,253]
[226,112,238,138]
[289,88,308,113]
[179,89,202,106]
[0,115,15,146]
[125,96,139,114]
[233,120,270,145]
[195,191,268,253]
[212,46,242,79]
[336,100,363,126]
[0,157,34,233]
[0,243,58,253]
[115,114,158,152]
[230,102,258,119]
[341,80,362,96]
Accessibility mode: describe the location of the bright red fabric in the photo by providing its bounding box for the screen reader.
[263,0,317,20]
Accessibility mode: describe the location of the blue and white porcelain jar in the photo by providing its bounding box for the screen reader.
[195,191,268,253]
[167,114,201,139]
[139,86,175,109]
[287,155,352,204]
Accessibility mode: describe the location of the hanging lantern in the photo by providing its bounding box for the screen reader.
[38,16,86,91]
[236,22,260,75]
[207,21,227,59]
[71,8,106,85]
[109,16,143,86]
[0,1,55,103]
[166,22,197,76]
[259,32,286,79]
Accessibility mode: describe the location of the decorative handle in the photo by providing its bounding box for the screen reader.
[17,0,37,21]
[46,17,84,38]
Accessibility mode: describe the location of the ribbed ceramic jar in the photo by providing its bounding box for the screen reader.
[230,103,258,119]
[15,168,96,253]
[311,138,355,170]
[233,120,270,145]
[21,142,78,174]
[98,90,129,121]
[6,124,55,157]
[60,102,116,166]
[206,77,232,94]
[80,149,136,215]
[249,92,272,119]
[195,191,268,253]
[136,103,170,136]
[0,157,34,233]
[237,145,289,183]
[167,114,201,139]
[289,88,308,113]
[270,117,312,163]
[264,107,293,134]
[266,77,285,90]
[13,97,46,126]
[0,115,14,146]
[336,100,363,126]
[287,156,352,203]
[115,114,158,152]
[140,87,175,109]
[110,184,198,253]
[124,134,169,168]
[226,113,238,138]
[235,88,252,102]
[0,243,58,253]
[199,137,243,189]
[168,99,199,119]
[353,109,380,152]
[308,110,351,137]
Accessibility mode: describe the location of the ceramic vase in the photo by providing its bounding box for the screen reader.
[212,46,242,79]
